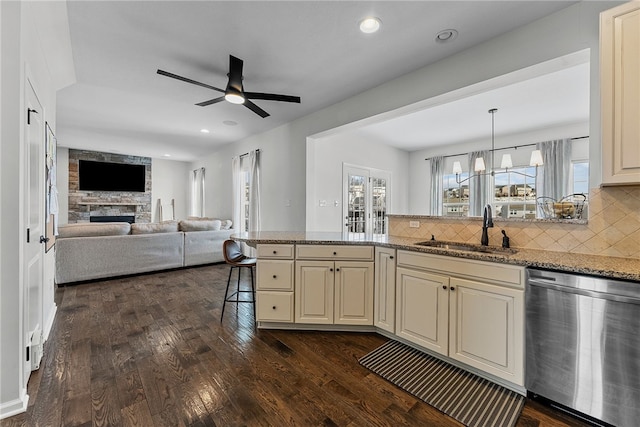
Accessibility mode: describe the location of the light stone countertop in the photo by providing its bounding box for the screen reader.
[232,231,640,282]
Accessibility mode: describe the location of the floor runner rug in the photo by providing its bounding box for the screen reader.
[359,340,525,427]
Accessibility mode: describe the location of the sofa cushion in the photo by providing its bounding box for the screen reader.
[221,219,233,230]
[58,222,131,238]
[179,219,222,231]
[131,220,179,235]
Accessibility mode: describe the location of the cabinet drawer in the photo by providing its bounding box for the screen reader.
[397,250,524,288]
[296,245,373,261]
[257,291,294,322]
[257,260,294,291]
[257,244,294,259]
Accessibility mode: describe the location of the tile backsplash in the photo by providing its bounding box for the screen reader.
[389,186,640,260]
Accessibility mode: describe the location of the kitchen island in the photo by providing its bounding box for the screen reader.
[233,231,640,281]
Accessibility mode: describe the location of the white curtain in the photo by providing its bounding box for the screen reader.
[429,156,444,216]
[247,150,261,233]
[469,150,491,216]
[231,156,241,232]
[190,167,205,217]
[537,139,571,201]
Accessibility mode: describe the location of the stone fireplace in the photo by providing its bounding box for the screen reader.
[68,150,152,223]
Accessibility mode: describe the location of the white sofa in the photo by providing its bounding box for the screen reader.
[55,219,235,284]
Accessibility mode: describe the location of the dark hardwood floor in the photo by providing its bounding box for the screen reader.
[2,264,589,427]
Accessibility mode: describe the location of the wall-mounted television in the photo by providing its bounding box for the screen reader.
[78,160,146,192]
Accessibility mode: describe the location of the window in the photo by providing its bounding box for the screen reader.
[438,147,540,219]
[442,172,469,217]
[493,166,538,219]
[571,161,589,194]
[241,170,250,232]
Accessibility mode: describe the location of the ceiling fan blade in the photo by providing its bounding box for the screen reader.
[157,69,224,93]
[195,96,225,107]
[244,92,301,103]
[227,55,244,91]
[244,100,270,118]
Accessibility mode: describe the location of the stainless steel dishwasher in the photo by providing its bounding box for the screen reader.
[526,268,640,427]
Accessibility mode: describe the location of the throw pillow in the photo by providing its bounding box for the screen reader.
[131,220,179,235]
[221,219,233,230]
[57,222,131,238]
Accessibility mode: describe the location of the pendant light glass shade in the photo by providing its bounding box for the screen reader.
[529,150,544,166]
[452,161,463,175]
[474,157,486,172]
[500,154,513,169]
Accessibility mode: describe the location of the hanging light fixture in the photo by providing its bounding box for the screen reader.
[454,108,542,185]
[529,150,544,167]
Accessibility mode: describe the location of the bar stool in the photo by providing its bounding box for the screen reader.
[220,240,257,322]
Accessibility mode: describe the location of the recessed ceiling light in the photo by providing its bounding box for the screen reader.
[223,120,238,126]
[359,17,381,34]
[435,29,458,43]
[200,129,210,133]
[163,154,171,157]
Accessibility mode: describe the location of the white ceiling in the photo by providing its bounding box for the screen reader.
[345,60,590,151]
[57,1,580,162]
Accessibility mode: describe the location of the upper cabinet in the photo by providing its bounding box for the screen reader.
[600,1,640,185]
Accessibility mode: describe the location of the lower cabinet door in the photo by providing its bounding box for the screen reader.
[334,261,374,325]
[395,267,449,355]
[256,291,294,322]
[374,247,396,333]
[448,277,524,386]
[295,261,334,324]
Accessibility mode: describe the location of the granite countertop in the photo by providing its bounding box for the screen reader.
[232,231,640,282]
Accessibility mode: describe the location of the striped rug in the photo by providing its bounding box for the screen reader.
[359,340,525,427]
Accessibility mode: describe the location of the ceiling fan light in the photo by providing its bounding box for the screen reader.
[225,93,245,105]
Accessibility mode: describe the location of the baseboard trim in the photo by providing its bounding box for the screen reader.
[0,389,28,420]
[43,304,57,341]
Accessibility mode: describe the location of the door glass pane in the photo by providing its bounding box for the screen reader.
[372,177,387,234]
[347,174,366,234]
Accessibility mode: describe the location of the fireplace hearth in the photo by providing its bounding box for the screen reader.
[90,215,136,224]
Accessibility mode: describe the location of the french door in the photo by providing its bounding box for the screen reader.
[343,165,389,237]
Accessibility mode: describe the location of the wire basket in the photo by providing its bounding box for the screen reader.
[536,194,587,219]
[559,193,587,219]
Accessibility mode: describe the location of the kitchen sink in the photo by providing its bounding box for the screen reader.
[415,240,517,255]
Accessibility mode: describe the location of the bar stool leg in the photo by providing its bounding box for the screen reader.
[221,265,234,322]
[250,266,256,322]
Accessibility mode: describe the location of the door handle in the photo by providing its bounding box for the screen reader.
[39,235,50,244]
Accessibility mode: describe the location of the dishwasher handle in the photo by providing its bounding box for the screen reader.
[528,279,640,305]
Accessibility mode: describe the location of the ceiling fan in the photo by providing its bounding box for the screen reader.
[157,55,301,118]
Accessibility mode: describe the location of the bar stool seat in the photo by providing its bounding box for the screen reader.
[220,240,257,322]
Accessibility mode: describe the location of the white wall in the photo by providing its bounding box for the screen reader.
[1,0,75,418]
[196,1,615,232]
[306,134,409,232]
[151,158,190,221]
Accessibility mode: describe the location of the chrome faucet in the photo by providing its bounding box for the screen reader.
[481,204,493,246]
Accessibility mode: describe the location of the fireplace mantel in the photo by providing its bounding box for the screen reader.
[78,202,145,206]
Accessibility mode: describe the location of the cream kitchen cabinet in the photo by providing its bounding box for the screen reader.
[601,1,640,185]
[295,245,374,325]
[256,244,295,323]
[396,267,449,354]
[395,250,525,386]
[374,247,396,333]
[448,277,523,385]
